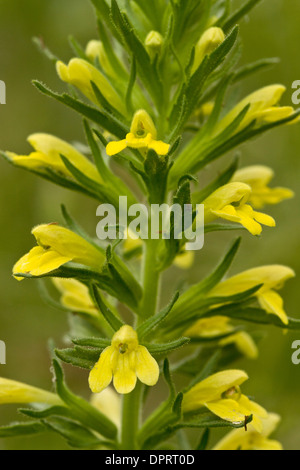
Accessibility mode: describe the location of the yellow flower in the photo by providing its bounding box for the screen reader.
[185,316,258,359]
[0,377,62,406]
[85,40,116,79]
[52,278,98,317]
[56,58,126,114]
[192,27,225,73]
[13,224,105,280]
[214,85,296,136]
[6,134,102,183]
[209,265,296,325]
[203,182,276,235]
[106,110,170,157]
[232,165,294,209]
[90,387,121,427]
[213,413,283,450]
[89,325,159,395]
[182,370,267,432]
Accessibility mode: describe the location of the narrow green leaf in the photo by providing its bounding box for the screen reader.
[55,347,99,370]
[52,359,118,440]
[144,337,190,355]
[43,416,104,449]
[223,0,263,32]
[72,337,111,348]
[68,35,87,59]
[126,57,137,114]
[33,80,128,138]
[91,285,124,331]
[204,223,245,233]
[20,406,74,420]
[137,292,180,339]
[0,422,46,438]
[32,37,59,62]
[196,428,210,450]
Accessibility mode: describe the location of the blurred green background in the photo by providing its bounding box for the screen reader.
[0,0,300,450]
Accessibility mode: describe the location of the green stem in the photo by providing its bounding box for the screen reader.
[121,382,143,450]
[139,239,161,318]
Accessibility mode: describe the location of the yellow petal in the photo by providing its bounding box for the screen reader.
[204,183,251,220]
[233,165,274,187]
[89,347,114,393]
[205,398,249,424]
[113,352,137,394]
[236,205,264,235]
[210,265,295,298]
[111,325,139,351]
[13,246,72,279]
[106,139,128,156]
[257,106,294,123]
[252,209,276,228]
[220,332,259,360]
[258,290,288,325]
[148,139,170,155]
[32,224,105,271]
[185,316,232,338]
[135,345,159,386]
[253,438,283,450]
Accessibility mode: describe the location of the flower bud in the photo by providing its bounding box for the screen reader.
[85,40,116,79]
[193,27,225,73]
[145,31,164,60]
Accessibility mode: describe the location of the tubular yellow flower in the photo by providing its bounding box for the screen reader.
[89,325,159,395]
[213,413,283,450]
[232,165,294,209]
[6,134,102,183]
[0,377,62,406]
[182,370,267,432]
[13,224,106,280]
[106,110,170,157]
[209,265,296,325]
[203,182,276,235]
[52,278,98,317]
[85,40,116,79]
[192,27,225,73]
[214,85,296,136]
[90,388,121,427]
[185,317,258,359]
[56,58,126,114]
